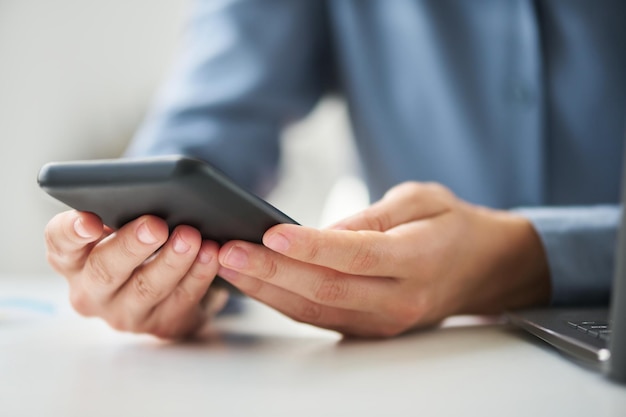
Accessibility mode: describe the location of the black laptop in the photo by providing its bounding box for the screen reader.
[506,153,626,384]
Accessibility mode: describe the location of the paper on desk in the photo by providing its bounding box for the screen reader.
[0,297,56,322]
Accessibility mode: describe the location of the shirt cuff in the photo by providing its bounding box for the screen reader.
[513,205,620,306]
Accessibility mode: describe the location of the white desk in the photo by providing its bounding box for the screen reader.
[1,275,625,417]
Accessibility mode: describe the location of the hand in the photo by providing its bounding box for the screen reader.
[217,182,550,337]
[44,210,228,339]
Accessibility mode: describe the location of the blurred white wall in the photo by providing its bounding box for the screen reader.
[0,0,362,277]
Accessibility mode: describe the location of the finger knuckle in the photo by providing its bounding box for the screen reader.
[107,315,134,333]
[244,277,264,297]
[367,212,389,232]
[190,258,214,282]
[118,235,143,261]
[313,276,348,304]
[46,251,63,273]
[348,236,381,273]
[86,255,114,286]
[397,180,452,201]
[304,239,322,263]
[296,302,323,322]
[353,210,390,232]
[172,285,197,305]
[132,271,163,302]
[395,181,422,197]
[44,226,61,256]
[68,289,93,316]
[425,182,455,201]
[374,211,393,232]
[259,254,279,281]
[203,288,229,313]
[44,230,71,271]
[148,324,177,340]
[161,253,181,272]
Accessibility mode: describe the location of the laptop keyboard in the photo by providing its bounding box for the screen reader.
[566,320,612,341]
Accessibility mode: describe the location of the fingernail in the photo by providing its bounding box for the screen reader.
[198,248,213,264]
[264,232,290,253]
[173,235,191,254]
[137,222,158,245]
[223,246,248,269]
[73,218,92,239]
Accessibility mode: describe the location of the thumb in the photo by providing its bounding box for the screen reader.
[328,182,453,232]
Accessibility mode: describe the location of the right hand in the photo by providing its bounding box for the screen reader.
[44,210,228,339]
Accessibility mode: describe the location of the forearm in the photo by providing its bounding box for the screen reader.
[124,0,329,195]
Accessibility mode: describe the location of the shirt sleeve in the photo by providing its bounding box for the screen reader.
[514,205,621,306]
[125,0,331,196]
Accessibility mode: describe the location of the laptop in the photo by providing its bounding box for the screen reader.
[506,152,626,384]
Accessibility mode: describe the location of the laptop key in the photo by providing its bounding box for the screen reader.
[566,320,612,341]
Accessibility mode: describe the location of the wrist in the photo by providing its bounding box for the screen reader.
[460,205,551,315]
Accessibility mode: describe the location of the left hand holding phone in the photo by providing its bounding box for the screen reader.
[44,210,229,339]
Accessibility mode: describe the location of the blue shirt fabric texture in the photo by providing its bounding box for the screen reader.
[126,0,626,306]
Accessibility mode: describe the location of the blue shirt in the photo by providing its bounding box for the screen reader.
[126,0,626,306]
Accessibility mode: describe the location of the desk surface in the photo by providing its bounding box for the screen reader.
[1,275,625,417]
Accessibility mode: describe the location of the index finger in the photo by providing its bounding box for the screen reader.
[45,210,105,275]
[263,224,399,277]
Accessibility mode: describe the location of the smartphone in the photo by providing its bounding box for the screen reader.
[38,155,298,291]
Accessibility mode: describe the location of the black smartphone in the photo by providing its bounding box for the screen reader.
[38,155,298,291]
